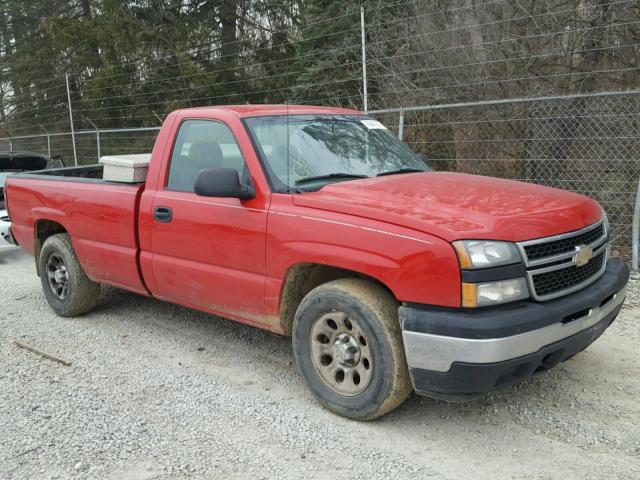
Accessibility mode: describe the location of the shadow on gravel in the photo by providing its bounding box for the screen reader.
[95,285,292,359]
[89,284,578,423]
[55,279,630,430]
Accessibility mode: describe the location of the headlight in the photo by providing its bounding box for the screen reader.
[452,240,521,269]
[462,278,529,307]
[453,240,527,307]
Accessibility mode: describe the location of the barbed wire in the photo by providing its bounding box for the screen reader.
[15,0,627,101]
[3,0,636,125]
[70,16,639,105]
[365,0,635,51]
[370,19,640,67]
[366,66,640,102]
[2,0,638,138]
[67,0,525,82]
[373,41,640,81]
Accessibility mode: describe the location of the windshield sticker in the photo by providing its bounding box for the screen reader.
[360,119,387,130]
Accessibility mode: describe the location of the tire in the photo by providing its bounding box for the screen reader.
[39,233,100,316]
[292,278,412,420]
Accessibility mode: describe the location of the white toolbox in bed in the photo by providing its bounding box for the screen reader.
[99,154,151,183]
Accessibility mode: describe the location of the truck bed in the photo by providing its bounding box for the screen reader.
[18,164,142,182]
[6,167,148,295]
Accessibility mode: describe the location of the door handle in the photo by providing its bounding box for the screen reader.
[153,206,172,223]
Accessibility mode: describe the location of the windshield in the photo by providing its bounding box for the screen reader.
[244,115,430,191]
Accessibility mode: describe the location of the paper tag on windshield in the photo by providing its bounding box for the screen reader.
[360,119,387,130]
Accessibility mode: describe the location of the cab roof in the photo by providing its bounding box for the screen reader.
[177,104,364,118]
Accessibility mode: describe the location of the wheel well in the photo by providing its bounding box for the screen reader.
[279,263,395,336]
[34,220,67,275]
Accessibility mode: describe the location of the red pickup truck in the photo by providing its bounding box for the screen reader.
[5,105,629,420]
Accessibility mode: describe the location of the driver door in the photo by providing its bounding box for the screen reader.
[147,119,268,322]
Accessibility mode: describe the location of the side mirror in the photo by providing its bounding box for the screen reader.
[194,168,255,200]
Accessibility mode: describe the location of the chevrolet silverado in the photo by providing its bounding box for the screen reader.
[5,105,629,420]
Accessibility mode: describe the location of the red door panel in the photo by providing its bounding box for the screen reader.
[144,117,271,327]
[149,192,267,319]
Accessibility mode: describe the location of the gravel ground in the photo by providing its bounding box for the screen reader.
[1,248,639,480]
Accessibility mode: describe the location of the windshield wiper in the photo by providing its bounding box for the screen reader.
[295,173,369,185]
[377,168,427,177]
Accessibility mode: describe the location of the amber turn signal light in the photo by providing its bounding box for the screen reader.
[452,241,472,269]
[461,282,477,308]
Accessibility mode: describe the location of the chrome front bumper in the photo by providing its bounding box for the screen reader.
[399,258,629,396]
[403,284,625,373]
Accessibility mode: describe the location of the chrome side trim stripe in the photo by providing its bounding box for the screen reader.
[151,194,433,246]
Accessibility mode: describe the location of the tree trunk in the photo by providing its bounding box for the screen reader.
[220,0,238,83]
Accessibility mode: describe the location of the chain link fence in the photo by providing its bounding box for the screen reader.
[1,90,638,260]
[372,90,640,259]
[0,128,160,167]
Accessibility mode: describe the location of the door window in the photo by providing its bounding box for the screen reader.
[167,119,246,192]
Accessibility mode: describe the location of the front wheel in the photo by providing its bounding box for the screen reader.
[39,233,100,316]
[292,278,412,420]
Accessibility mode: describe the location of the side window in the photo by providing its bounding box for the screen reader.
[166,119,247,192]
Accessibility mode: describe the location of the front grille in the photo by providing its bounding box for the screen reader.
[518,220,608,300]
[531,251,605,297]
[524,223,604,261]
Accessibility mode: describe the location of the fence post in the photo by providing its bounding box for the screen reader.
[9,138,13,151]
[633,176,640,271]
[65,73,78,166]
[398,108,405,140]
[152,111,164,125]
[86,118,100,162]
[39,125,51,157]
[360,6,368,113]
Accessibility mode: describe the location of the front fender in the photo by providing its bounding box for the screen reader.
[266,205,461,309]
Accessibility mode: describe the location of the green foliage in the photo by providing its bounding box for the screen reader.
[0,0,404,134]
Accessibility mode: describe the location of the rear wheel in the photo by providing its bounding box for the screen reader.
[292,278,412,420]
[39,234,100,316]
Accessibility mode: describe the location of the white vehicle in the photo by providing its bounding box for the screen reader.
[1,168,16,249]
[0,208,13,248]
[0,151,56,249]
[1,171,15,249]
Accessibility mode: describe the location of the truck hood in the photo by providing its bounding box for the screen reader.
[293,172,602,242]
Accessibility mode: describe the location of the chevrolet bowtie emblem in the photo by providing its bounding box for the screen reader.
[574,245,593,267]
